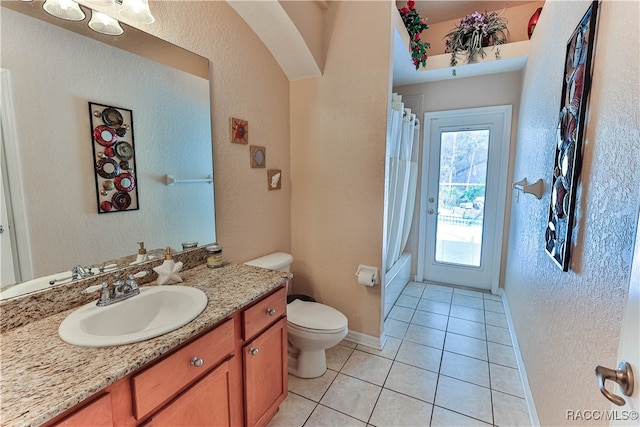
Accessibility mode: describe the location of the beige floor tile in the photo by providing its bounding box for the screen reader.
[395,340,443,372]
[447,317,486,340]
[339,339,358,348]
[396,294,420,309]
[487,342,517,368]
[430,406,491,426]
[404,323,446,349]
[402,283,425,298]
[483,292,502,301]
[486,324,512,346]
[444,332,488,361]
[288,369,338,402]
[384,318,409,339]
[452,294,484,310]
[389,305,415,322]
[319,374,381,423]
[449,304,485,323]
[490,363,524,398]
[411,310,448,331]
[422,289,453,303]
[453,288,485,299]
[305,404,367,427]
[326,344,355,371]
[435,375,493,424]
[384,361,438,403]
[492,390,531,426]
[484,299,505,313]
[341,350,393,386]
[425,283,454,293]
[417,298,451,315]
[440,351,490,388]
[357,335,402,360]
[484,311,508,328]
[369,389,433,427]
[267,392,316,427]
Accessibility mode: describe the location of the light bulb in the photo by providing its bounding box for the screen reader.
[88,10,124,35]
[42,0,86,21]
[119,0,154,24]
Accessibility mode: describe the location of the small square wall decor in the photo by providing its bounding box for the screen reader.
[250,146,266,168]
[544,1,598,271]
[230,117,248,144]
[89,102,139,214]
[268,169,281,191]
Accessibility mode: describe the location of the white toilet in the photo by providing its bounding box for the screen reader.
[245,252,348,378]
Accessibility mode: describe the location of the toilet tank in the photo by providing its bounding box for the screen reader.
[244,252,293,272]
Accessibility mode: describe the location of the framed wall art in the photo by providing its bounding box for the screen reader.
[230,117,248,144]
[268,169,282,191]
[89,102,139,214]
[544,1,599,271]
[250,145,266,168]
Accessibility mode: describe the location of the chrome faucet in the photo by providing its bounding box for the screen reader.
[49,264,95,285]
[72,264,94,279]
[84,271,147,306]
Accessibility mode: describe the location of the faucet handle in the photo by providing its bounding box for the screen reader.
[82,283,104,294]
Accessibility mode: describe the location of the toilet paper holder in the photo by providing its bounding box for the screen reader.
[355,265,379,286]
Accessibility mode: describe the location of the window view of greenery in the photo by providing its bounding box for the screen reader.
[435,129,489,266]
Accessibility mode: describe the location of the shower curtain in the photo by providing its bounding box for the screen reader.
[385,93,419,272]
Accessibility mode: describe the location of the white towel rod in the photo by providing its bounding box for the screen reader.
[165,174,213,186]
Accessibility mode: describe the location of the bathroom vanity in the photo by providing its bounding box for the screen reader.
[0,262,290,427]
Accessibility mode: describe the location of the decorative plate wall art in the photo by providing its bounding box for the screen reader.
[89,102,139,213]
[544,1,598,271]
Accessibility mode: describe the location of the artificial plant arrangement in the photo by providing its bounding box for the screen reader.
[398,0,430,69]
[445,11,508,75]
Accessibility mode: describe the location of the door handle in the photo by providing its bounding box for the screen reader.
[594,361,634,406]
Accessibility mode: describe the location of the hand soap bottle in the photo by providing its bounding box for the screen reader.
[132,241,149,264]
[153,247,184,285]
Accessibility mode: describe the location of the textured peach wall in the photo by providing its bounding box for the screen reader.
[290,1,392,338]
[505,0,640,424]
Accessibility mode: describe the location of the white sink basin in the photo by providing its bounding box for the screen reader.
[59,286,208,347]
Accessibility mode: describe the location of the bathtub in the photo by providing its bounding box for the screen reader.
[384,253,412,319]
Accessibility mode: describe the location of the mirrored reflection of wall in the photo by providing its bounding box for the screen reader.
[1,8,215,282]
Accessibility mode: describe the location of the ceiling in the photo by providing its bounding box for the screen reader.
[397,1,540,24]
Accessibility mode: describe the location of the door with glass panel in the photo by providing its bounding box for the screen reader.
[419,106,511,291]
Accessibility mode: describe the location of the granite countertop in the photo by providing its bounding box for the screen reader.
[0,263,291,427]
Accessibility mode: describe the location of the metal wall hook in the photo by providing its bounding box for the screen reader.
[594,361,634,406]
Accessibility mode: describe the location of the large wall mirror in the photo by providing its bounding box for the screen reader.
[0,1,216,299]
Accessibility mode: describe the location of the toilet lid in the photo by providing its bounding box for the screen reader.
[287,300,348,331]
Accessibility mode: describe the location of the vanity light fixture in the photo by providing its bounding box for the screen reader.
[42,0,86,21]
[86,0,115,5]
[88,10,124,35]
[119,0,154,24]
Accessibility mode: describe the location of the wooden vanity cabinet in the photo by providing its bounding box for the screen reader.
[45,285,287,427]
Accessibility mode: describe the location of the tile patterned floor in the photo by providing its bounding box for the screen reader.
[267,282,532,427]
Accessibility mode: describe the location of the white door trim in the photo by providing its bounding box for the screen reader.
[417,105,512,295]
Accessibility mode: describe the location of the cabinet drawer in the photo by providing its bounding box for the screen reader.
[242,287,286,340]
[131,318,235,420]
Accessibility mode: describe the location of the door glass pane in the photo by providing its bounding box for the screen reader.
[435,129,489,267]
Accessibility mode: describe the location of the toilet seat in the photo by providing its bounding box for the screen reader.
[287,300,347,333]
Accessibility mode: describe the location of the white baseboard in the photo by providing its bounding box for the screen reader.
[344,330,384,350]
[499,288,541,426]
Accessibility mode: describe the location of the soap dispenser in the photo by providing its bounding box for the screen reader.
[153,247,183,285]
[131,241,149,264]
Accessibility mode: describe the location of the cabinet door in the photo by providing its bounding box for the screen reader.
[52,393,113,427]
[244,317,288,427]
[147,360,233,427]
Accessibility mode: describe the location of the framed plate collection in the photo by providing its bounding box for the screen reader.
[544,1,598,271]
[89,102,139,213]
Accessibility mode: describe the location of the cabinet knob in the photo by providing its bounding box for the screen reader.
[190,356,204,367]
[266,308,276,316]
[249,347,259,356]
